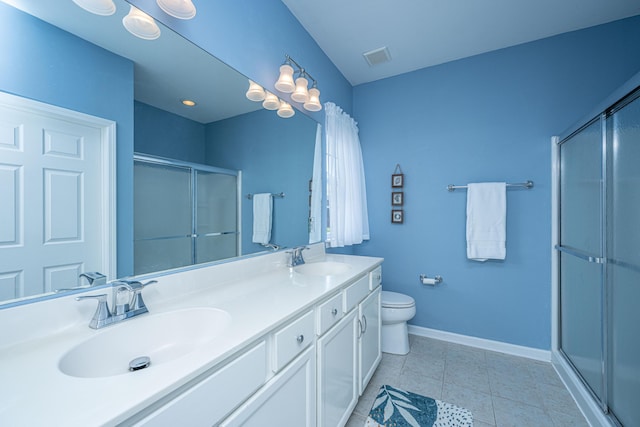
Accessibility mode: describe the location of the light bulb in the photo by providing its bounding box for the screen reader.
[274,64,295,93]
[277,101,295,118]
[303,87,322,112]
[72,0,116,16]
[156,0,196,19]
[291,76,309,103]
[246,80,266,102]
[262,92,281,110]
[122,5,161,40]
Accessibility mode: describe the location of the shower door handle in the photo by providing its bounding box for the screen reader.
[555,245,605,264]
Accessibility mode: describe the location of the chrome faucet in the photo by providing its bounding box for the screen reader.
[287,246,309,267]
[76,280,156,329]
[55,271,107,293]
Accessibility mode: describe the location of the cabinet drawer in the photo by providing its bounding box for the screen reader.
[369,266,382,290]
[343,275,369,313]
[316,292,344,336]
[133,341,267,426]
[272,310,315,372]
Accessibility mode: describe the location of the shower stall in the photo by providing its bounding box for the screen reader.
[554,84,640,426]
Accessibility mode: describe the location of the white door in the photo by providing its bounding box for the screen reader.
[0,95,111,300]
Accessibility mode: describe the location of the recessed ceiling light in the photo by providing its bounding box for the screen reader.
[181,99,197,107]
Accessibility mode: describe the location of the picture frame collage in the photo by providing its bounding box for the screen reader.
[391,164,404,224]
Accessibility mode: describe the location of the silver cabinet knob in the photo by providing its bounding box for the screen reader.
[297,334,304,343]
[331,308,338,316]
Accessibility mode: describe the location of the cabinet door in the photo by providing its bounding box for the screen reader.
[221,347,316,427]
[317,310,358,427]
[359,287,381,395]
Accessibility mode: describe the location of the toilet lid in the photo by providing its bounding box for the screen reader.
[381,291,415,308]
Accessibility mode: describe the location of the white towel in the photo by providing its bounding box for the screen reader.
[252,193,273,245]
[466,182,506,261]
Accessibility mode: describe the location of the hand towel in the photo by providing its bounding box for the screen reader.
[466,182,506,261]
[252,193,273,245]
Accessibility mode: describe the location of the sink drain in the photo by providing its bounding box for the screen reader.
[129,356,151,372]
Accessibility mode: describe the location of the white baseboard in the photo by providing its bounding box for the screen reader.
[407,325,551,362]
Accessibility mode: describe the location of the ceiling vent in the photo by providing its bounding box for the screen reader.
[363,47,391,67]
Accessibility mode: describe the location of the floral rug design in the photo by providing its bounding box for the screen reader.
[365,384,473,427]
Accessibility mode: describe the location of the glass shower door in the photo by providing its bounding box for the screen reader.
[195,170,238,263]
[558,118,606,404]
[607,93,640,426]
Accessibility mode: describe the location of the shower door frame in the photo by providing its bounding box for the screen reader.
[551,78,640,427]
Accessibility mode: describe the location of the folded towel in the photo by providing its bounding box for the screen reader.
[466,182,506,261]
[252,193,273,245]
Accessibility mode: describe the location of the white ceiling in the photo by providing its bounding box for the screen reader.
[282,0,640,86]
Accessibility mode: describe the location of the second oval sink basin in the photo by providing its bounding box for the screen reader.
[59,307,231,378]
[294,261,352,276]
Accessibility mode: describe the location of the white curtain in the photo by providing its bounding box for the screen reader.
[325,102,370,247]
[309,123,322,244]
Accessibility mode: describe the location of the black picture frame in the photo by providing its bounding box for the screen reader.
[391,209,404,224]
[391,191,404,206]
[391,173,404,188]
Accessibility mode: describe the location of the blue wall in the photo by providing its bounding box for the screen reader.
[134,101,206,163]
[0,3,135,277]
[352,16,640,349]
[206,109,317,253]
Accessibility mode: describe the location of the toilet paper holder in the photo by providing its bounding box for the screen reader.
[420,274,443,286]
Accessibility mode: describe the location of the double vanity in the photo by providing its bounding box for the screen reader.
[0,244,383,426]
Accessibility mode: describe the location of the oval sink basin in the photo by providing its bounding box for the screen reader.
[294,261,352,276]
[59,307,231,378]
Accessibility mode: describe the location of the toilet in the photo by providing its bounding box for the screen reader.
[381,291,416,355]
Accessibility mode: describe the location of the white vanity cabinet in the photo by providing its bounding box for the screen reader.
[358,286,381,395]
[131,341,267,427]
[317,270,382,427]
[221,346,316,426]
[317,309,359,427]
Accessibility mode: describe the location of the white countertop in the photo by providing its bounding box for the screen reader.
[0,246,382,426]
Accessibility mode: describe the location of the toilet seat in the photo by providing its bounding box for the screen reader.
[381,291,415,309]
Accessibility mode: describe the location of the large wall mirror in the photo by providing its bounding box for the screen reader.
[0,0,319,307]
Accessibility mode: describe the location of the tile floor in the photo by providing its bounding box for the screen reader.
[346,335,589,427]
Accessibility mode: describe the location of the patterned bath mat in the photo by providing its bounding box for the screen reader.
[365,385,473,427]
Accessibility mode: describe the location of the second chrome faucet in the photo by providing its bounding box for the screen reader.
[76,280,157,329]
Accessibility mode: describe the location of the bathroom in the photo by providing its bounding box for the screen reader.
[1,0,639,426]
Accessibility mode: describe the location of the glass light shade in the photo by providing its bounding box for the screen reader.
[291,77,309,103]
[262,92,281,110]
[156,0,196,19]
[245,80,266,102]
[72,0,116,16]
[277,101,295,118]
[303,87,322,112]
[123,6,161,40]
[274,64,295,93]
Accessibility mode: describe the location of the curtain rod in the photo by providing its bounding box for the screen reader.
[447,181,534,192]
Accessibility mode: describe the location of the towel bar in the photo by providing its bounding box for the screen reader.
[447,180,533,192]
[246,192,285,199]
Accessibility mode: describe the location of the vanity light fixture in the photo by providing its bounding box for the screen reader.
[245,80,266,101]
[156,0,197,20]
[277,101,295,118]
[181,99,196,107]
[72,0,116,16]
[274,55,322,112]
[122,5,161,40]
